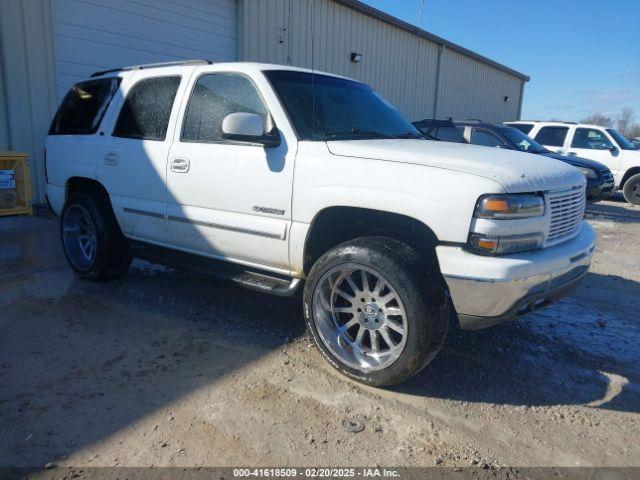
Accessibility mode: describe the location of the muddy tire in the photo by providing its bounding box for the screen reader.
[303,236,448,387]
[623,173,640,205]
[60,192,131,281]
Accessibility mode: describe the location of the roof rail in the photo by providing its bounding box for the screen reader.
[464,118,483,123]
[91,59,212,78]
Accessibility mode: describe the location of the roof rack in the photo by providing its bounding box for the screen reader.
[91,59,212,78]
[464,118,483,123]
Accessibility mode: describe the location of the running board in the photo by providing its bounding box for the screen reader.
[130,241,302,297]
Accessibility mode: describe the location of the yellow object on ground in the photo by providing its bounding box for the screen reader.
[0,151,32,217]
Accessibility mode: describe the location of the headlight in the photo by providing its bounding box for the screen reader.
[475,194,545,219]
[469,233,544,255]
[576,167,597,179]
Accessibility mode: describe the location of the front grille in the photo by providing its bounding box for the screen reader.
[546,187,586,245]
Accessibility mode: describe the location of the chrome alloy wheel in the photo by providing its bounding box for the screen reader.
[631,178,640,202]
[313,265,408,372]
[62,204,97,270]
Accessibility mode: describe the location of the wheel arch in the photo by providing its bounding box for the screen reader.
[66,177,110,202]
[302,206,444,282]
[620,167,640,188]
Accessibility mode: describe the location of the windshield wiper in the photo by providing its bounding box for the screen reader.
[390,132,424,139]
[323,129,394,140]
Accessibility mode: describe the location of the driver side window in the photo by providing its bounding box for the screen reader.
[571,128,613,150]
[181,73,268,143]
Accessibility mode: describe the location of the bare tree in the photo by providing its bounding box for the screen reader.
[628,124,640,139]
[581,113,614,127]
[616,108,635,136]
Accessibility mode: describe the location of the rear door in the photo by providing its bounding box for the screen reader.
[533,125,570,153]
[96,69,192,243]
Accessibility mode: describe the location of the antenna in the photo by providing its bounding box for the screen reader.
[418,0,425,28]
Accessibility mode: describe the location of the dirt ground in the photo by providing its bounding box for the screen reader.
[1,194,639,470]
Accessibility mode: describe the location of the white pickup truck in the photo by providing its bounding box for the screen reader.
[46,61,595,386]
[506,120,640,205]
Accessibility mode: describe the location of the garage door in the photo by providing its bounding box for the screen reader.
[51,0,237,100]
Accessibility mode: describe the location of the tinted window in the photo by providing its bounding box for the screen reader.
[182,73,268,143]
[571,128,614,150]
[535,126,568,147]
[509,123,534,135]
[265,70,421,141]
[49,78,120,135]
[471,129,504,147]
[113,76,180,141]
[435,126,465,143]
[606,128,637,150]
[496,125,547,153]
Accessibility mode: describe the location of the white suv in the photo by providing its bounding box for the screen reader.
[506,121,640,204]
[46,61,595,386]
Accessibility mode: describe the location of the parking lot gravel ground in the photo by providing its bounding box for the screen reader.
[1,194,639,470]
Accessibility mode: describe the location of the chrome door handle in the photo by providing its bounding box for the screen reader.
[170,158,190,173]
[104,151,119,165]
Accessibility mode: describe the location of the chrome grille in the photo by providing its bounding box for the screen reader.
[546,187,586,245]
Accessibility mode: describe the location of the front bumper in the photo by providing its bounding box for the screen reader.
[586,176,615,202]
[437,222,596,330]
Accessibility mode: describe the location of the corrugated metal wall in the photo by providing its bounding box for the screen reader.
[0,0,59,204]
[437,48,524,122]
[51,0,237,101]
[238,0,525,123]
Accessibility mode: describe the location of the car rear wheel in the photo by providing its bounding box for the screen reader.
[623,173,640,205]
[61,192,131,281]
[303,237,448,386]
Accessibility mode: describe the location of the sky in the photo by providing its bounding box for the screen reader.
[361,0,640,122]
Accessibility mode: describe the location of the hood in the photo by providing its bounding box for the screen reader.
[326,139,585,193]
[541,151,610,172]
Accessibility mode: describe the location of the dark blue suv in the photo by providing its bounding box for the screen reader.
[413,120,614,202]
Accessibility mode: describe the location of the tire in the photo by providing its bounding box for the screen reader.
[303,236,448,387]
[60,192,131,281]
[623,173,640,205]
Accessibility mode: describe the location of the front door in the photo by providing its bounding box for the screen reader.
[166,71,295,271]
[96,70,191,244]
[567,127,622,181]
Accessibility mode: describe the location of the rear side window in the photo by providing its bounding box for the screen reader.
[535,126,568,147]
[49,78,120,135]
[471,129,504,147]
[113,76,181,141]
[510,123,534,135]
[181,73,268,143]
[434,126,465,143]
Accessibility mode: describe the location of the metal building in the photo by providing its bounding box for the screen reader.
[0,0,529,203]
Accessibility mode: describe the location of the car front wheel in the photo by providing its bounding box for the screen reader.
[303,237,448,387]
[623,173,640,205]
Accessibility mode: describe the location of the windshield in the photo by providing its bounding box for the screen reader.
[264,70,423,141]
[496,125,548,153]
[606,129,638,150]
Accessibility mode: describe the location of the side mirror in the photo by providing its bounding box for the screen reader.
[222,112,280,148]
[608,145,618,154]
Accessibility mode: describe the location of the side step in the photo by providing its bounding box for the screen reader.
[130,241,302,297]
